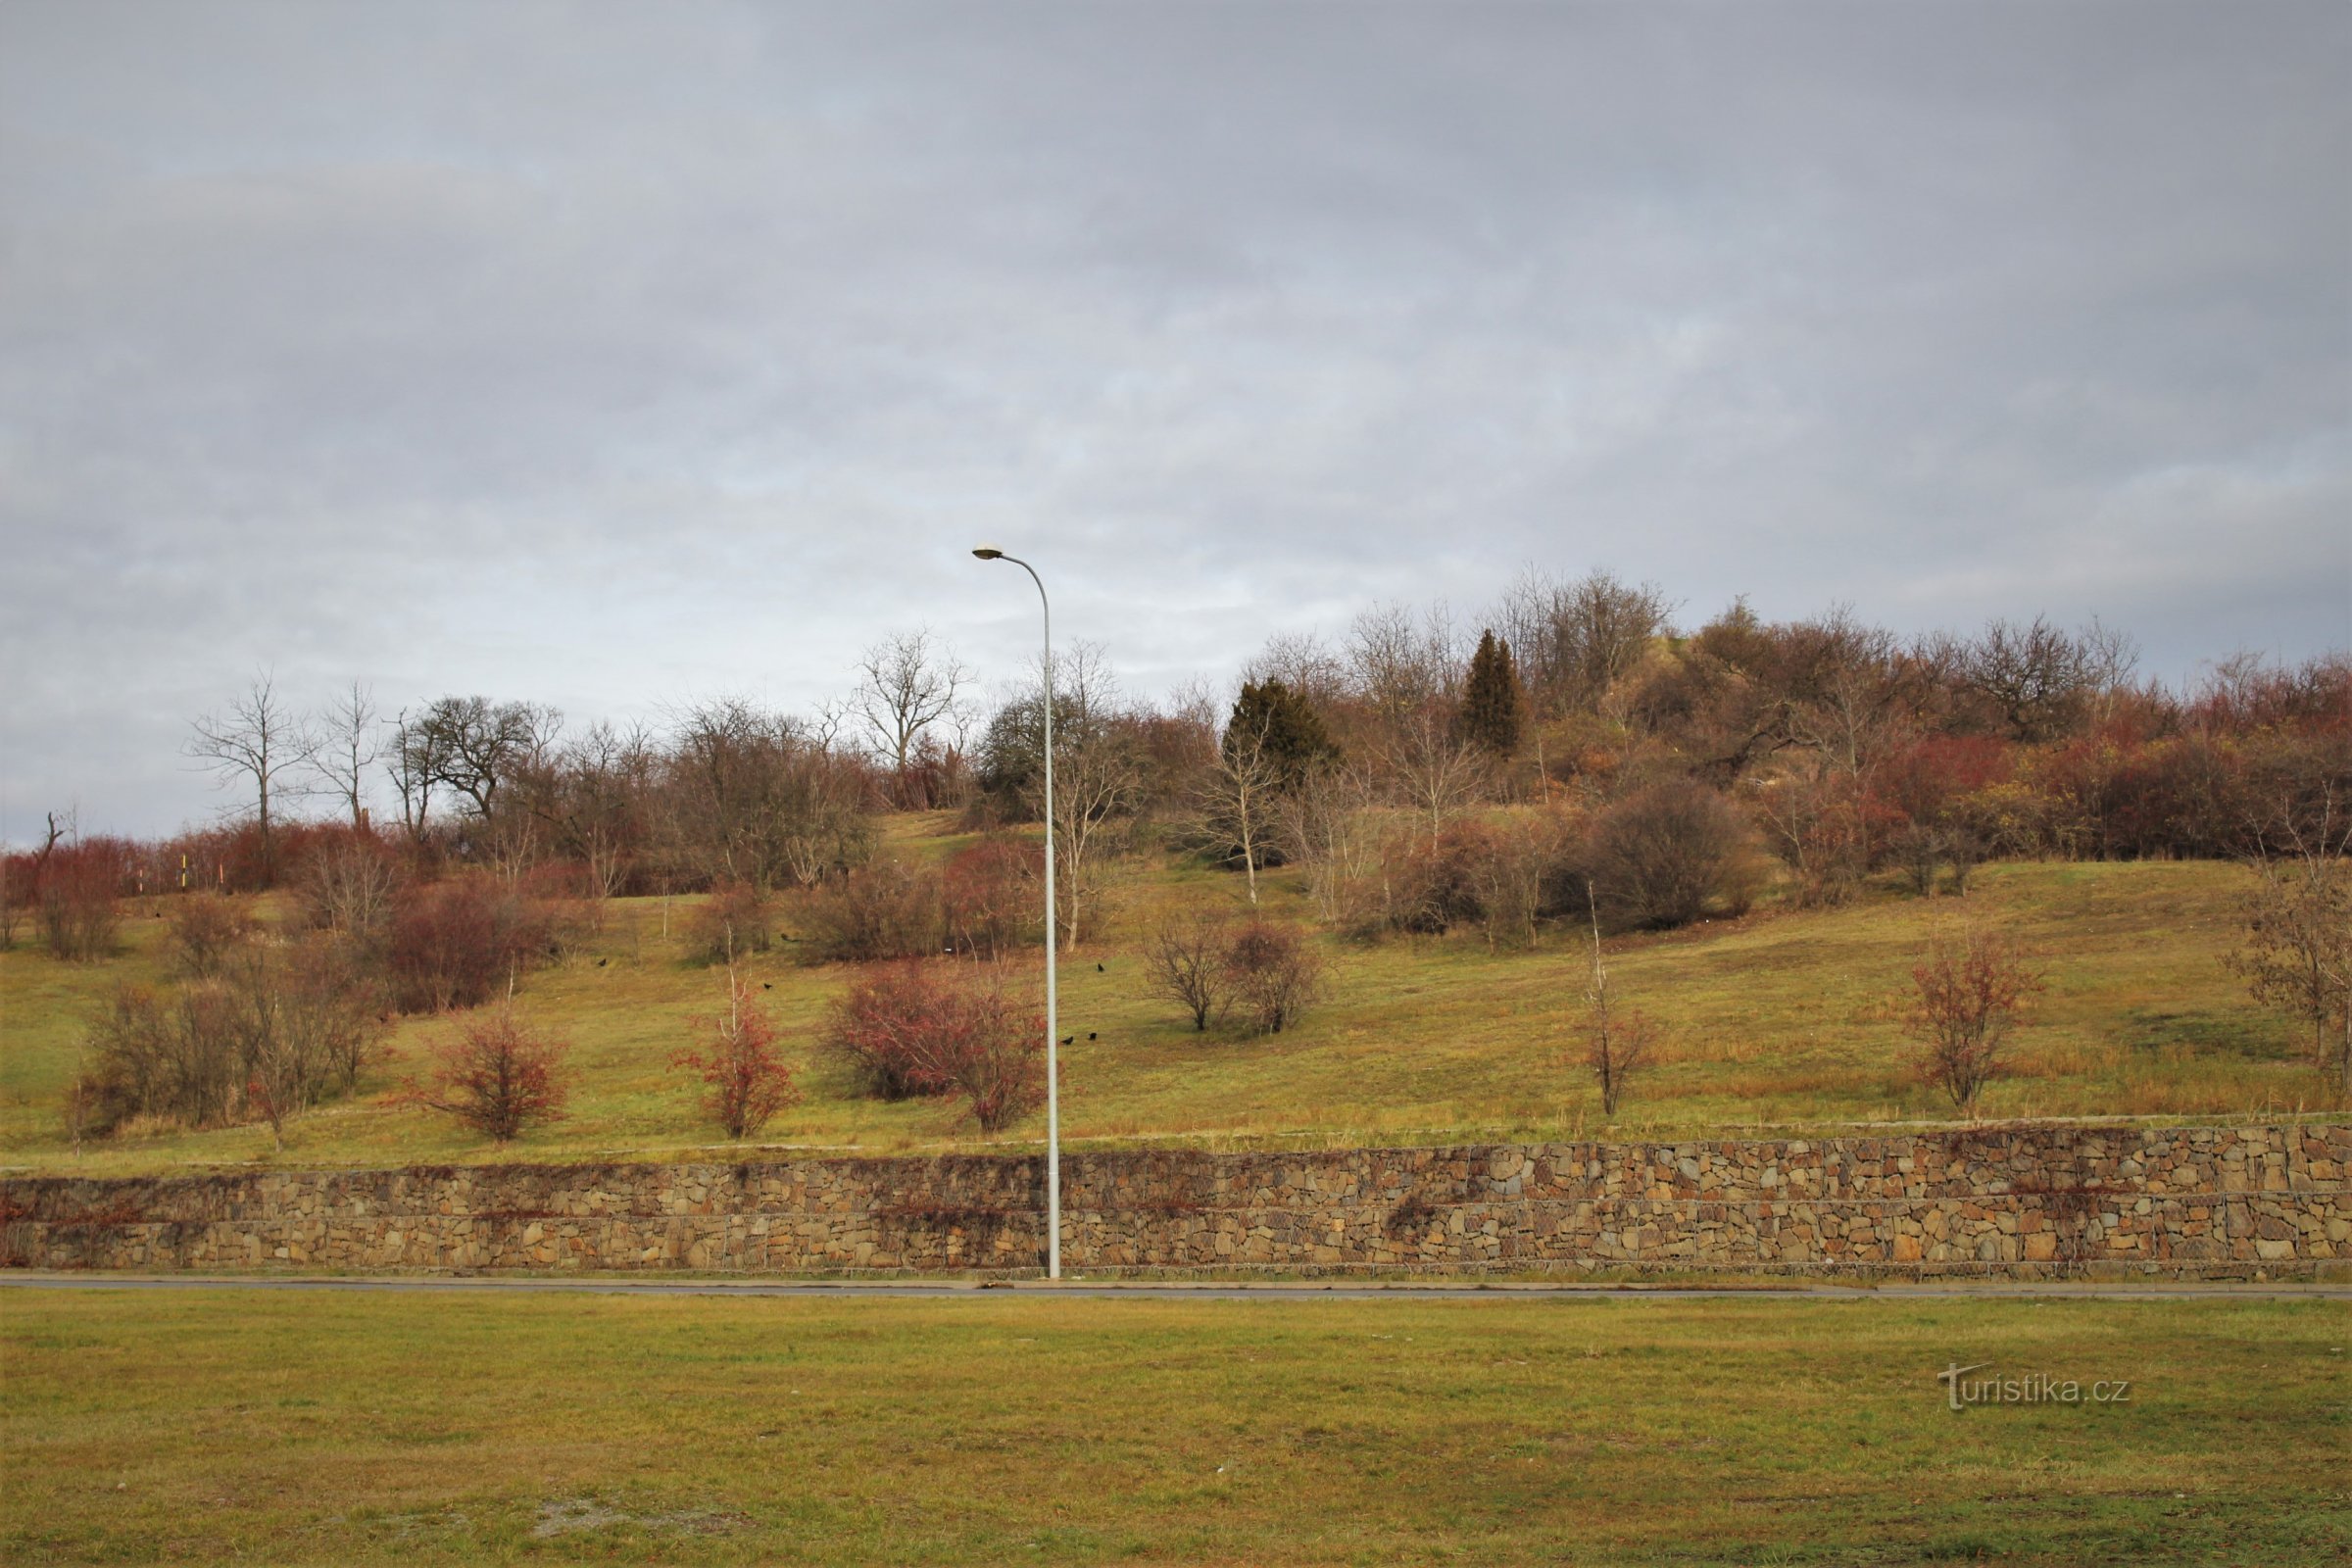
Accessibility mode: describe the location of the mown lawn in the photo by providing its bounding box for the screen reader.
[0,846,2334,1178]
[0,1288,2343,1565]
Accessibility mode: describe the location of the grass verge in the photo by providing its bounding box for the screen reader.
[2,1288,2345,1564]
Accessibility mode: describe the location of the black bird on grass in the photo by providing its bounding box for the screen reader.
[1060,1037,1074,1048]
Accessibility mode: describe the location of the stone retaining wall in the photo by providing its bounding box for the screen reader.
[4,1125,2345,1278]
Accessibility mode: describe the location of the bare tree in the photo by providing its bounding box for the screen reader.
[2228,787,2352,1093]
[1961,616,2093,742]
[660,698,872,891]
[1277,760,1383,929]
[310,681,382,828]
[1040,721,1140,949]
[856,628,970,808]
[1582,888,1657,1117]
[1243,631,1351,714]
[1187,698,1289,906]
[398,696,557,821]
[990,644,1139,948]
[1500,567,1673,719]
[1349,600,1462,727]
[1144,907,1234,1031]
[1468,809,1567,952]
[184,671,315,880]
[1905,928,2042,1114]
[1379,705,1490,849]
[297,835,400,949]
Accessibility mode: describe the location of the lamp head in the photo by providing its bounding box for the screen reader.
[971,546,1004,561]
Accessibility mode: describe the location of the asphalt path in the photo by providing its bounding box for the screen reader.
[2,1273,2343,1302]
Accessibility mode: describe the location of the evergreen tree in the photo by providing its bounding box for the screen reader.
[1460,629,1524,756]
[1223,680,1339,791]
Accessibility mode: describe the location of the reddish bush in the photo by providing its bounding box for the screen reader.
[942,836,1038,959]
[36,840,131,961]
[822,962,1044,1130]
[167,894,256,979]
[804,858,942,962]
[408,1009,570,1144]
[385,877,552,1013]
[673,972,800,1140]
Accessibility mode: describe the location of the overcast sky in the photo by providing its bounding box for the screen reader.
[2,2,2345,842]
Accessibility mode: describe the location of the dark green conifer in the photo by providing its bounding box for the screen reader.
[1459,629,1524,756]
[1224,679,1339,790]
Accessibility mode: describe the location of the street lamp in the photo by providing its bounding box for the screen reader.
[972,546,1060,1280]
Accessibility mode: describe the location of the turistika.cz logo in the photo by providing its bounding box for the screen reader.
[1936,1362,2132,1410]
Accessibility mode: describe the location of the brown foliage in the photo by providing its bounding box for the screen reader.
[943,835,1038,959]
[36,842,127,962]
[71,937,382,1140]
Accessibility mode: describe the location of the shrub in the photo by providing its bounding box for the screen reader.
[1376,824,1492,937]
[168,894,256,979]
[1223,920,1326,1035]
[1467,810,1573,951]
[1905,929,2043,1114]
[385,877,552,1012]
[943,836,1038,959]
[1579,898,1657,1117]
[409,1009,570,1144]
[822,962,1044,1130]
[687,880,777,963]
[1144,908,1234,1031]
[69,938,382,1139]
[1582,780,1758,930]
[803,858,942,962]
[674,971,800,1140]
[296,834,404,950]
[37,843,124,961]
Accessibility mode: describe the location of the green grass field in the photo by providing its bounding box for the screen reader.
[0,837,2336,1178]
[1,1287,2343,1565]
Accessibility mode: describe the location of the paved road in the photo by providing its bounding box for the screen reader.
[4,1273,2343,1301]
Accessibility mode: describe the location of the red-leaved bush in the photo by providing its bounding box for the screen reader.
[822,962,1044,1131]
[673,972,800,1140]
[385,877,553,1012]
[407,1009,571,1144]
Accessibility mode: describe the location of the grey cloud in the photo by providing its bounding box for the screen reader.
[1,1,2344,838]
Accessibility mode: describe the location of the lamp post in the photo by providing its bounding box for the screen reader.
[971,547,1059,1280]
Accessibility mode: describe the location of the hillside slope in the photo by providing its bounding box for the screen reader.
[0,852,2328,1177]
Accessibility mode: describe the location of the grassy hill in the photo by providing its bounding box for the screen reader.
[0,823,2333,1177]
